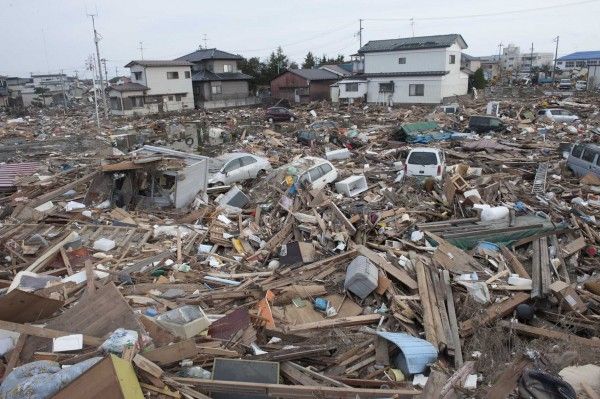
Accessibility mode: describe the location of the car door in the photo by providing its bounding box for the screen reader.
[317,163,335,186]
[581,148,599,176]
[222,158,243,184]
[308,165,325,190]
[567,144,586,176]
[240,156,258,178]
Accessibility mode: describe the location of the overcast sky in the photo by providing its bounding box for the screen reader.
[2,0,600,78]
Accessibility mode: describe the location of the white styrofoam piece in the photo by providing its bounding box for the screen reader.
[53,334,83,352]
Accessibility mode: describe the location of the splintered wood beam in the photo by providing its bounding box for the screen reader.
[460,292,530,337]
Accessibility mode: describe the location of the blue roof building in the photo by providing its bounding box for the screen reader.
[556,51,600,69]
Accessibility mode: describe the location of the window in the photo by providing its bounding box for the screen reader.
[576,61,585,67]
[309,166,323,181]
[223,159,242,173]
[582,149,598,163]
[409,84,424,96]
[131,96,144,108]
[211,82,222,94]
[398,57,406,64]
[175,94,182,101]
[168,95,174,101]
[345,83,358,92]
[537,110,546,116]
[407,152,437,165]
[223,64,233,73]
[557,61,563,65]
[379,82,394,93]
[240,156,257,166]
[318,163,333,176]
[571,145,584,158]
[184,71,191,79]
[489,118,502,127]
[565,61,575,67]
[167,71,179,79]
[132,72,142,80]
[449,55,456,64]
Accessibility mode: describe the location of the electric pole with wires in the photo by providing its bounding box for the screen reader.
[88,13,108,118]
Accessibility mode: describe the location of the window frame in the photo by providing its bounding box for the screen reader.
[184,71,191,79]
[449,55,456,64]
[582,149,598,163]
[345,82,359,92]
[166,71,179,79]
[132,71,142,81]
[398,57,406,64]
[211,82,222,95]
[223,64,233,73]
[409,84,424,97]
[240,156,257,167]
[379,82,394,93]
[571,145,584,158]
[223,158,242,173]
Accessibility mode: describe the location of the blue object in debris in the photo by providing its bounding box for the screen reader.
[377,331,438,375]
[145,307,158,317]
[514,201,526,212]
[475,241,500,252]
[313,297,329,312]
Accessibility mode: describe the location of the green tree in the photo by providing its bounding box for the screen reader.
[239,56,263,90]
[262,47,290,84]
[34,87,50,106]
[473,67,486,89]
[302,52,316,69]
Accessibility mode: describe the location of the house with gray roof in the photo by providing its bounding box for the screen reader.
[175,48,258,109]
[334,34,469,105]
[270,65,348,103]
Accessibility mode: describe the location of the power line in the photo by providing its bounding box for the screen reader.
[363,0,600,22]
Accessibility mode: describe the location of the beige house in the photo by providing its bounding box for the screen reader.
[108,60,194,116]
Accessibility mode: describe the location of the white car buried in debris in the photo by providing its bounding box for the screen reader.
[404,147,446,181]
[293,156,339,190]
[208,153,272,186]
[536,108,580,124]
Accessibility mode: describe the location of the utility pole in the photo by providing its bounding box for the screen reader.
[115,66,119,78]
[552,36,559,81]
[88,13,108,118]
[138,41,144,59]
[358,19,363,48]
[101,58,108,83]
[410,18,415,37]
[60,69,67,109]
[87,55,100,128]
[203,34,208,49]
[498,42,503,82]
[530,42,534,79]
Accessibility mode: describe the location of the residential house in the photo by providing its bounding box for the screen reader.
[478,55,501,81]
[108,60,194,116]
[175,48,257,109]
[0,76,8,107]
[461,54,481,74]
[556,51,600,72]
[271,66,348,103]
[336,34,469,105]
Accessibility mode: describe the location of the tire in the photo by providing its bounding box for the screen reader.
[257,170,267,178]
[268,117,274,123]
[289,116,295,122]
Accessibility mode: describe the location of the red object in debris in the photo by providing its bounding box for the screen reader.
[585,246,597,257]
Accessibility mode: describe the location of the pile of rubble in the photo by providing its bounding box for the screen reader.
[0,92,599,398]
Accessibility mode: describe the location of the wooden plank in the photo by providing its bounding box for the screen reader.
[485,356,531,399]
[30,170,98,207]
[460,292,530,337]
[59,247,74,275]
[357,245,417,290]
[284,362,349,388]
[84,260,96,296]
[133,354,163,379]
[561,236,586,257]
[531,239,541,298]
[3,333,27,380]
[440,361,475,399]
[0,320,103,346]
[442,270,463,367]
[500,247,530,279]
[172,378,420,398]
[286,314,381,333]
[498,320,600,348]
[0,290,63,323]
[415,258,437,345]
[582,382,600,399]
[329,202,357,235]
[539,237,551,296]
[422,370,447,399]
[144,339,199,366]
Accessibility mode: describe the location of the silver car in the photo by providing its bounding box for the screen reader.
[567,143,600,177]
[208,153,272,186]
[537,108,580,124]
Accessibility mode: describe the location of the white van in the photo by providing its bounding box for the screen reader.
[404,147,446,181]
[567,143,600,177]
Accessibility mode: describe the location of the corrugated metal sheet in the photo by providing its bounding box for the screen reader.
[377,331,438,375]
[0,162,40,191]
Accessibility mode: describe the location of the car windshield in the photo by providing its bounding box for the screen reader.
[408,152,438,165]
[208,158,225,173]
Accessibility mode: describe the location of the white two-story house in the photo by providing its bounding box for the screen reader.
[108,60,194,115]
[336,34,469,105]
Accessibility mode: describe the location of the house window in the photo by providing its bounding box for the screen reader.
[131,96,144,108]
[398,57,406,64]
[223,64,233,73]
[175,94,182,101]
[557,61,563,65]
[211,82,222,94]
[345,83,358,92]
[449,55,456,64]
[184,71,191,79]
[379,82,394,93]
[409,84,424,96]
[565,61,575,67]
[576,61,585,67]
[132,72,142,80]
[167,72,179,79]
[168,95,174,101]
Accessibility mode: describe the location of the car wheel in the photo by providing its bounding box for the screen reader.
[257,169,267,178]
[268,117,274,123]
[289,116,295,122]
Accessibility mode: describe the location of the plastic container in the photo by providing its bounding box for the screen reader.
[344,256,378,299]
[93,238,116,252]
[156,305,211,339]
